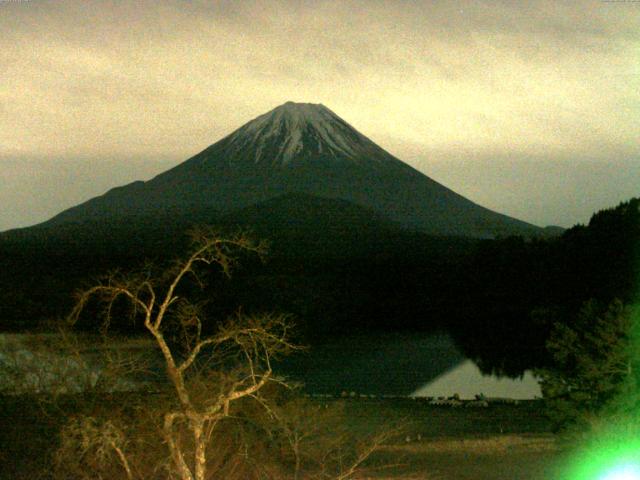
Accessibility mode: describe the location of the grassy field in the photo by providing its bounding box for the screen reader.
[1,395,569,479]
[338,397,552,438]
[334,398,568,479]
[367,435,564,479]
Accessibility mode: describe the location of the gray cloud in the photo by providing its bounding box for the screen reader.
[0,0,638,230]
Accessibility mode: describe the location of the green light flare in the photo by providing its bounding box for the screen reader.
[562,304,640,480]
[600,464,640,480]
[561,432,640,480]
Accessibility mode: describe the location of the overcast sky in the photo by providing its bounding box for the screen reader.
[1,0,639,231]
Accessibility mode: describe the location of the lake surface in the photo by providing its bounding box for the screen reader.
[0,332,540,398]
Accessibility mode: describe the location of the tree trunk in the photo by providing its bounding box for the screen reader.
[194,421,207,480]
[293,442,301,480]
[165,413,194,480]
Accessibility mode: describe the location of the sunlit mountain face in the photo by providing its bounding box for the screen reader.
[40,102,540,238]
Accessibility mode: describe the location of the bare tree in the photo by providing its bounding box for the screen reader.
[55,416,134,480]
[251,391,403,480]
[68,229,297,480]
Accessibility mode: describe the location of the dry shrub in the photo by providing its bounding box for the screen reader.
[52,386,396,480]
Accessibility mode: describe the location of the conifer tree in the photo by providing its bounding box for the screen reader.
[536,299,640,434]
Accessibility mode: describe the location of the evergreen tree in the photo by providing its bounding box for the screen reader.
[536,299,640,434]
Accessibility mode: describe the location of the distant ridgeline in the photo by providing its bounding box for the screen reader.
[0,101,637,376]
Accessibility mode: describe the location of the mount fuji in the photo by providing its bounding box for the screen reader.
[40,101,541,238]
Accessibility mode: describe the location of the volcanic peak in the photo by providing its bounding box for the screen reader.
[32,101,541,239]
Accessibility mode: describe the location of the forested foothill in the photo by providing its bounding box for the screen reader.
[452,197,639,377]
[0,197,638,378]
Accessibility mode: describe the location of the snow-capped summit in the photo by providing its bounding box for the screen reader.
[209,101,398,168]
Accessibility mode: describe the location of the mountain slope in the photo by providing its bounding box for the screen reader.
[39,101,538,238]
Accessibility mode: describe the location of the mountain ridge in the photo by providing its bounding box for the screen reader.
[35,101,541,238]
